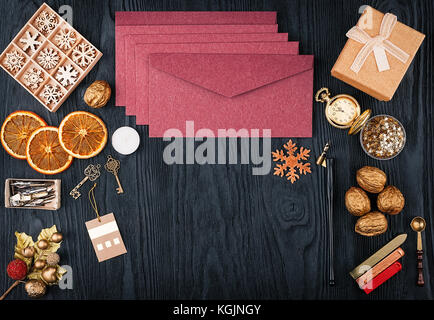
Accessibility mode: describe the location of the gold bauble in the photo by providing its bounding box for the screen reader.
[34,259,47,270]
[50,232,63,243]
[25,279,47,298]
[37,239,49,250]
[21,246,35,258]
[41,266,57,283]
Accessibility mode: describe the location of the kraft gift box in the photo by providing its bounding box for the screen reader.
[331,6,425,101]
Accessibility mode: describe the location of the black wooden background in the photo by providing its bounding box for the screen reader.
[0,0,432,300]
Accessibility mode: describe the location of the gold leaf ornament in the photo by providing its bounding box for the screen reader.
[29,265,66,286]
[16,225,65,285]
[35,225,61,258]
[14,232,34,269]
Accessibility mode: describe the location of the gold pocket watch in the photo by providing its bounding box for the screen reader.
[315,88,371,135]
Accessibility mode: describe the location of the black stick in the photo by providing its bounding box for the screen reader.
[327,158,335,286]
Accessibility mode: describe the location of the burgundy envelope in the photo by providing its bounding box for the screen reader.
[148,53,314,137]
[115,11,276,25]
[116,24,278,106]
[124,33,288,116]
[133,42,299,124]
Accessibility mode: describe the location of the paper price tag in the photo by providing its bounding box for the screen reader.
[85,213,127,262]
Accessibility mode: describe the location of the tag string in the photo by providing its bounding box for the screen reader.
[88,183,101,222]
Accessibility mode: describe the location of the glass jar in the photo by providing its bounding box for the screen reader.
[359,114,406,160]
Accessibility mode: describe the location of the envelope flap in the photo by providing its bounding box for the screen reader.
[149,53,314,97]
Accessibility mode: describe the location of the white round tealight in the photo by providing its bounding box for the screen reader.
[111,126,140,155]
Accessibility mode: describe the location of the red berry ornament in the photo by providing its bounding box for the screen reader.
[7,259,27,280]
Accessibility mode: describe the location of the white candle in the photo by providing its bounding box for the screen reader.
[111,126,140,155]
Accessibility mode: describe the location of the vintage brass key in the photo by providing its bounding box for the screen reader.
[104,155,124,194]
[70,164,101,199]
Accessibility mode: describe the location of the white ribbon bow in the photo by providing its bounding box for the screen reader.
[346,13,409,73]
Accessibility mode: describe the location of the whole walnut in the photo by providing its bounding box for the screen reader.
[377,185,405,215]
[355,211,388,236]
[84,80,111,108]
[356,166,387,193]
[345,187,371,216]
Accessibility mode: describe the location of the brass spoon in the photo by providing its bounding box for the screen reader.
[410,217,426,286]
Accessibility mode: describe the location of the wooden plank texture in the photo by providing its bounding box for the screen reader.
[0,0,432,300]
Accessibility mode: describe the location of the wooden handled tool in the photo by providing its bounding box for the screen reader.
[417,250,424,286]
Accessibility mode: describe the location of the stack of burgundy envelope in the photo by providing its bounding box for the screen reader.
[115,11,314,137]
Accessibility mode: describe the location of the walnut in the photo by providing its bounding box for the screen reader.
[377,185,405,215]
[345,187,371,216]
[355,211,388,236]
[356,166,387,193]
[84,80,111,108]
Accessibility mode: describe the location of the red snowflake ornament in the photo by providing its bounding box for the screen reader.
[272,140,311,183]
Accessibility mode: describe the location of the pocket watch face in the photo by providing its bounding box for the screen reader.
[327,97,358,125]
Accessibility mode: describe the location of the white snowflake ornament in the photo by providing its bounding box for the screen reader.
[23,68,44,90]
[19,31,42,52]
[40,84,63,104]
[55,29,76,50]
[56,64,78,87]
[35,11,58,34]
[3,50,25,72]
[37,48,59,69]
[72,43,95,67]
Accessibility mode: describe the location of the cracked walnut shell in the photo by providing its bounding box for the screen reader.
[84,80,111,108]
[355,211,388,236]
[356,166,387,193]
[345,187,371,216]
[377,185,405,215]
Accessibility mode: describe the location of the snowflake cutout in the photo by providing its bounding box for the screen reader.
[55,29,76,50]
[23,68,44,90]
[3,50,25,72]
[37,48,59,69]
[19,31,42,52]
[71,43,95,67]
[55,64,78,87]
[35,11,57,34]
[40,84,63,104]
[272,140,311,183]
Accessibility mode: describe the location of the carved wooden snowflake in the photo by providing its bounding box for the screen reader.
[23,68,44,90]
[55,64,78,87]
[272,140,311,183]
[19,31,42,52]
[40,84,63,104]
[35,11,57,34]
[3,50,25,72]
[37,48,59,69]
[72,43,95,67]
[55,29,76,50]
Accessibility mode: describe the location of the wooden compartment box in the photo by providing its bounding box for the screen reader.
[0,2,102,112]
[5,178,61,210]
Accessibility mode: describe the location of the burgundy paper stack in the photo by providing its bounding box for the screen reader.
[115,11,314,137]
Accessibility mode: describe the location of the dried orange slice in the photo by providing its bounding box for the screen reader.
[58,111,107,159]
[1,110,47,159]
[26,126,73,175]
